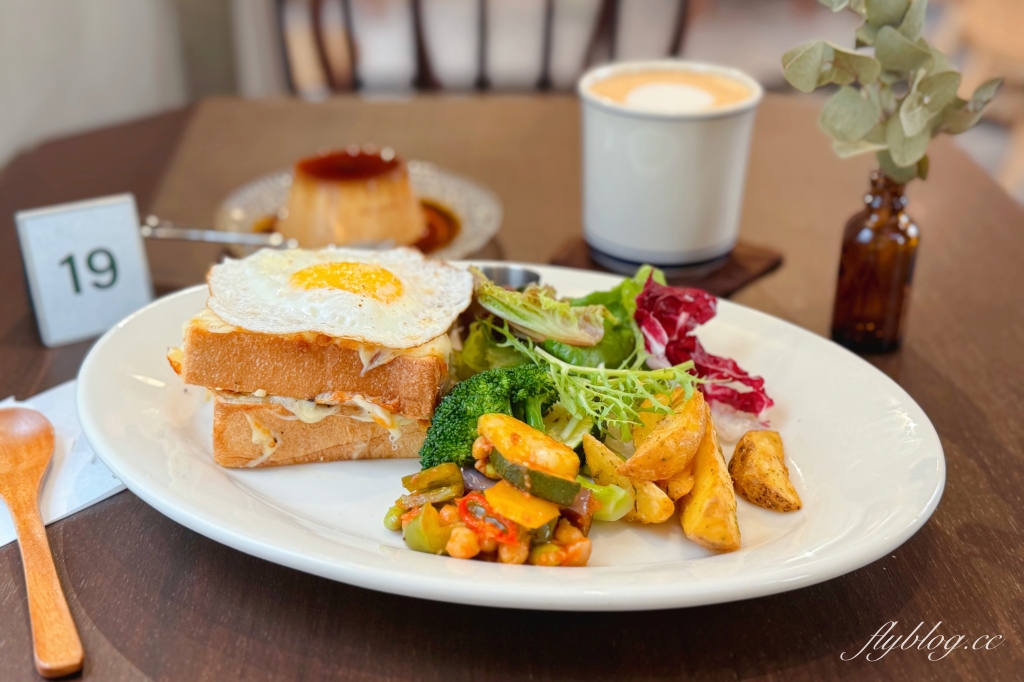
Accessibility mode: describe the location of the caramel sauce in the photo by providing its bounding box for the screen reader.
[251,215,277,234]
[252,198,459,254]
[296,149,401,182]
[415,199,461,253]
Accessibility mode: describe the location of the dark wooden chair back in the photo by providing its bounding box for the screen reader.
[274,0,690,97]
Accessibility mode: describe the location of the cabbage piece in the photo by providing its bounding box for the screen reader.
[543,403,593,449]
[472,268,609,346]
[634,277,774,421]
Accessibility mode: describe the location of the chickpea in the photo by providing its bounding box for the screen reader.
[446,527,481,559]
[528,543,566,567]
[479,537,498,554]
[553,518,585,546]
[438,504,460,525]
[497,542,529,565]
[474,459,500,479]
[472,436,494,460]
[560,539,593,567]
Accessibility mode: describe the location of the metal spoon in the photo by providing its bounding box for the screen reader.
[140,215,298,249]
[0,408,83,678]
[139,215,394,251]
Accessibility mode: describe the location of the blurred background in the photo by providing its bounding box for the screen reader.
[2,0,1022,202]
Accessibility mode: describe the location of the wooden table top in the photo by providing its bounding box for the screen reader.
[1,95,1022,681]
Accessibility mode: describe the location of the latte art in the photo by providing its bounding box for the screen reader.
[588,70,753,114]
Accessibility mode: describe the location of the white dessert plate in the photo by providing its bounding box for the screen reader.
[77,264,944,611]
[214,161,502,260]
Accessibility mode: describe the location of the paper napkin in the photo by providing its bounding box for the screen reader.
[0,380,125,548]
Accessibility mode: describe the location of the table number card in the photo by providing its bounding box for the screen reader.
[16,194,153,347]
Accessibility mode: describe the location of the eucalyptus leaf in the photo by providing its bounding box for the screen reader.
[917,154,929,180]
[877,150,919,182]
[782,41,830,93]
[866,0,910,27]
[900,70,960,136]
[834,139,887,159]
[970,78,1003,109]
[939,78,1003,134]
[898,0,928,41]
[865,122,887,144]
[856,22,878,47]
[879,82,898,114]
[927,47,955,75]
[829,44,881,85]
[785,0,981,181]
[875,25,931,73]
[886,113,930,166]
[821,87,882,141]
[910,64,927,90]
[937,97,974,135]
[879,70,903,85]
[783,41,880,90]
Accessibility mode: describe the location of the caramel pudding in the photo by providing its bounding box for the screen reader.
[587,69,753,114]
[254,198,460,254]
[276,148,426,248]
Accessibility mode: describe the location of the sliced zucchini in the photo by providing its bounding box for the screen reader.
[490,449,581,506]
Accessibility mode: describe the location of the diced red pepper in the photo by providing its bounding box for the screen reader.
[457,492,521,545]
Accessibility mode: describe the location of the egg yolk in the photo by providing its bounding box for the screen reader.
[289,262,403,303]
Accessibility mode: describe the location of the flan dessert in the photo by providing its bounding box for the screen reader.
[277,147,426,248]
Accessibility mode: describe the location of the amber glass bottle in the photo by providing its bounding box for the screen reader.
[831,171,920,353]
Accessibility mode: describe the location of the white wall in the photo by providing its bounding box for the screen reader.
[0,0,187,167]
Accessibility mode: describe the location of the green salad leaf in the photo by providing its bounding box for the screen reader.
[544,265,664,368]
[480,317,699,438]
[457,265,666,377]
[455,320,527,379]
[472,267,610,346]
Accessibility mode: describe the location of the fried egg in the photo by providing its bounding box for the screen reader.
[206,247,473,348]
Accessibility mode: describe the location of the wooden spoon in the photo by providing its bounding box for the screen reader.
[0,408,84,678]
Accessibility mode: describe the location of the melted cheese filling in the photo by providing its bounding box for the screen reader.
[243,414,279,467]
[191,307,451,374]
[221,390,418,443]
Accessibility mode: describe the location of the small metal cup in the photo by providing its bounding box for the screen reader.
[475,265,541,289]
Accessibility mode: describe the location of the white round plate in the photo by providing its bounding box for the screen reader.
[77,264,944,611]
[214,161,503,260]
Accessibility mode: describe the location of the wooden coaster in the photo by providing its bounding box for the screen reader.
[550,237,783,298]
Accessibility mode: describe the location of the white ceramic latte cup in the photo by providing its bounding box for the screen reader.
[578,60,764,270]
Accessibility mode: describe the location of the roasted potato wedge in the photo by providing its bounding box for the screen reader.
[631,388,687,446]
[583,434,672,524]
[617,390,706,481]
[632,404,667,447]
[680,405,740,552]
[478,413,579,479]
[660,458,695,501]
[583,433,636,504]
[729,430,802,512]
[631,480,675,524]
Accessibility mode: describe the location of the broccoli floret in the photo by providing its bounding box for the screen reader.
[419,364,556,469]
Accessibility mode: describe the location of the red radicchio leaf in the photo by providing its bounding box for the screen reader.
[635,276,774,420]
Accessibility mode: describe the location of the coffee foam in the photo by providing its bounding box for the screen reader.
[588,69,753,114]
[625,83,716,114]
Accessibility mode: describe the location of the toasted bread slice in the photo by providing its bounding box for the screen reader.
[213,394,426,468]
[174,309,450,420]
